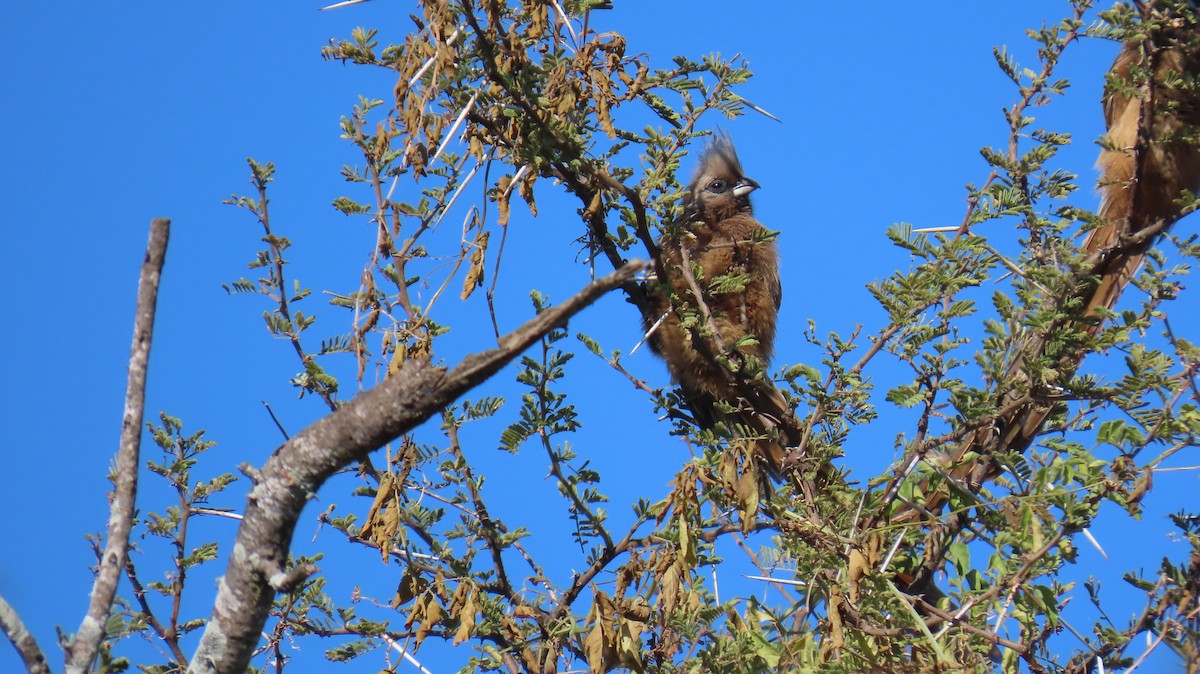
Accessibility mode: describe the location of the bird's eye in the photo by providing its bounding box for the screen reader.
[707,179,728,193]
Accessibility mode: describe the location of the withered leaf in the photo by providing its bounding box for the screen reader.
[617,618,645,673]
[517,168,538,216]
[361,472,404,563]
[736,466,759,534]
[453,589,476,646]
[847,549,868,605]
[394,566,426,608]
[415,598,443,648]
[461,230,489,300]
[495,175,513,227]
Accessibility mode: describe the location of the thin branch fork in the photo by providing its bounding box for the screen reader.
[186,260,647,674]
[123,556,190,666]
[59,218,170,674]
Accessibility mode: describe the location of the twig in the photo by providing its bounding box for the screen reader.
[604,356,659,397]
[1122,615,1173,673]
[430,91,478,168]
[732,528,799,604]
[908,594,1027,654]
[432,156,485,231]
[547,0,579,48]
[122,557,189,666]
[676,245,727,355]
[64,218,169,674]
[382,633,436,674]
[982,242,1052,295]
[444,421,518,601]
[262,400,291,441]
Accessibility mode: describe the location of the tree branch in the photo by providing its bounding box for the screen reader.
[65,218,169,674]
[0,594,50,674]
[186,259,648,674]
[123,557,189,667]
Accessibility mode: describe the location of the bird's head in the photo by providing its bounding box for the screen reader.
[683,134,759,225]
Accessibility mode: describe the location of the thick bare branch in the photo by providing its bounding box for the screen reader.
[64,218,169,674]
[0,594,50,674]
[186,260,648,674]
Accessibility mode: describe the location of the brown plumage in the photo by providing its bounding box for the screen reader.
[647,135,791,473]
[1086,3,1200,320]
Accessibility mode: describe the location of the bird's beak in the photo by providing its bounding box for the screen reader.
[732,177,760,198]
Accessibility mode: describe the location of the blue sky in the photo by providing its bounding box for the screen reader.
[2,1,1197,672]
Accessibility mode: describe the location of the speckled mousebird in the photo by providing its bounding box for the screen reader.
[648,134,791,473]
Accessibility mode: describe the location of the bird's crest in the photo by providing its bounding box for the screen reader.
[691,133,745,186]
[678,132,757,225]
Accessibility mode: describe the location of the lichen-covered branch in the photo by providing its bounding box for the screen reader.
[64,218,169,674]
[0,594,50,674]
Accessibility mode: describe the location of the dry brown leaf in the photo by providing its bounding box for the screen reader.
[453,589,476,646]
[403,593,426,628]
[393,565,425,607]
[826,589,845,654]
[617,618,644,673]
[388,329,433,377]
[582,189,603,221]
[677,516,694,569]
[659,564,680,616]
[361,472,403,563]
[583,622,608,674]
[1128,470,1152,507]
[517,168,538,216]
[584,593,619,674]
[461,230,489,300]
[512,604,539,619]
[415,598,442,647]
[847,549,869,605]
[448,580,479,646]
[496,175,513,227]
[736,463,759,533]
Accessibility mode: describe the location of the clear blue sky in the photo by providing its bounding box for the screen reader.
[2,1,1196,672]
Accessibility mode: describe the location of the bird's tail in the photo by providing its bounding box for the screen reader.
[1078,199,1148,325]
[1082,23,1200,325]
[684,382,797,480]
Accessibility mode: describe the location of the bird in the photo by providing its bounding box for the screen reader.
[1085,5,1200,321]
[646,134,792,474]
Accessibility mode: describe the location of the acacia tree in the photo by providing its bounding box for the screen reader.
[3,1,1199,673]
